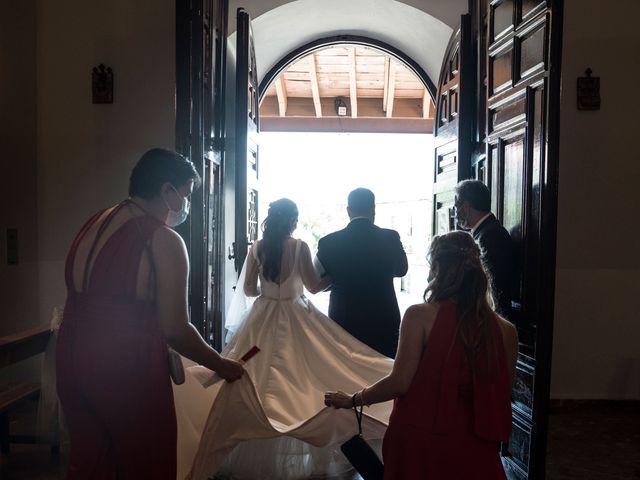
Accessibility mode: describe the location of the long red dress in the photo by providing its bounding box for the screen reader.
[382,301,512,480]
[56,200,177,479]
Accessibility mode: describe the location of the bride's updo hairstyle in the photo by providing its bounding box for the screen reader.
[424,231,496,365]
[259,198,298,282]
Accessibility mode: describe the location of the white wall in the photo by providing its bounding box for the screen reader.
[552,0,640,399]
[36,0,177,324]
[229,0,456,87]
[0,0,40,380]
[0,0,39,336]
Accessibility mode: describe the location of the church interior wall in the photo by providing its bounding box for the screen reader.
[0,0,40,380]
[552,0,640,399]
[34,0,177,342]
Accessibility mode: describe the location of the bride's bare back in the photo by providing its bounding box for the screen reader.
[244,237,328,296]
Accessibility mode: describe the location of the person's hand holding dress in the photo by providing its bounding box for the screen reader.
[216,358,245,382]
[324,391,352,409]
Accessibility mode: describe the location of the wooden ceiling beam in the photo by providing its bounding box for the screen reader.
[382,57,390,112]
[348,47,358,118]
[308,53,322,117]
[261,116,434,134]
[275,76,288,117]
[386,59,396,118]
[422,88,432,119]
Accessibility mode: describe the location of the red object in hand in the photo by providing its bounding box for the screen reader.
[240,346,260,363]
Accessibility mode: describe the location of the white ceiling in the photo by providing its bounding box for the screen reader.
[228,0,467,88]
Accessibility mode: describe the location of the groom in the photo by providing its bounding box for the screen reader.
[316,188,408,358]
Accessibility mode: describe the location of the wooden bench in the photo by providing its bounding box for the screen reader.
[0,325,53,455]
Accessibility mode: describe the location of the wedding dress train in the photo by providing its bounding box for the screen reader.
[172,240,394,479]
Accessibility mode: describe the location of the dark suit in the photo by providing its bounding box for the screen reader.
[316,218,408,358]
[473,214,515,317]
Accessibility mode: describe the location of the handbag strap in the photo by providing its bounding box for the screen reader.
[352,401,364,436]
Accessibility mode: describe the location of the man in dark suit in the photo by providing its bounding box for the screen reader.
[316,188,408,358]
[454,180,515,317]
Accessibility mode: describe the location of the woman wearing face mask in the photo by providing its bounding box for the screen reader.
[55,148,244,479]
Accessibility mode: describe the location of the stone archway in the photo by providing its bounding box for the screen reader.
[228,0,463,87]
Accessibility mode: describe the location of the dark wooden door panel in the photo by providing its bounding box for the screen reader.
[518,19,547,80]
[176,0,226,345]
[432,14,474,237]
[483,1,562,478]
[206,0,228,350]
[234,8,260,274]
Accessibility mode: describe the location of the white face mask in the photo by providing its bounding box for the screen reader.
[165,185,190,227]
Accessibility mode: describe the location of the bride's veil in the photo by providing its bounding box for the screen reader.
[224,253,256,344]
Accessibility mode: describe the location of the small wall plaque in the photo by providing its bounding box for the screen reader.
[92,64,113,104]
[577,68,600,110]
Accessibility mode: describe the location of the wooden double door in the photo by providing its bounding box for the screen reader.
[433,1,562,478]
[177,1,563,478]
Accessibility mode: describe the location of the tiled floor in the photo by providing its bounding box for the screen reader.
[545,401,640,479]
[1,399,638,479]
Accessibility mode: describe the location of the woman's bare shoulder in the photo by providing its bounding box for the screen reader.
[152,224,185,247]
[251,239,262,251]
[294,238,311,250]
[150,226,188,265]
[283,237,304,254]
[403,302,439,324]
[495,314,516,332]
[401,303,440,345]
[495,314,518,344]
[407,301,438,314]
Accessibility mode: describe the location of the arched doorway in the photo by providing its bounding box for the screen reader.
[258,35,437,102]
[256,39,437,316]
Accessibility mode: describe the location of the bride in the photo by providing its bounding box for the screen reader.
[173,198,394,480]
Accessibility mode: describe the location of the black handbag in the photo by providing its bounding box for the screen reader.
[340,400,384,480]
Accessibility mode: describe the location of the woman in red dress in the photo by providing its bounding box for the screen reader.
[56,148,244,479]
[325,230,518,479]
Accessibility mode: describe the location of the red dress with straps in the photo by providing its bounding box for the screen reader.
[56,201,177,479]
[382,301,512,480]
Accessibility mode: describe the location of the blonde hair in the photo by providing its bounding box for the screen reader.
[423,231,496,366]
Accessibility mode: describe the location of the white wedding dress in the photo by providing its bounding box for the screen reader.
[172,240,394,480]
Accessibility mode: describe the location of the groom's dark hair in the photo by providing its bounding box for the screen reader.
[348,188,375,215]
